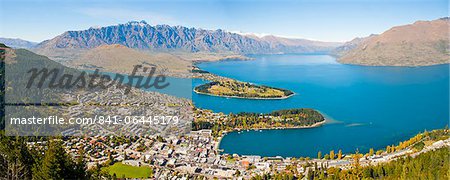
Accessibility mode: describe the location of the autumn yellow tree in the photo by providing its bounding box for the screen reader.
[353,149,363,168]
[351,149,364,179]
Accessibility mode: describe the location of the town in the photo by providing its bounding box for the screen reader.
[26,109,450,179]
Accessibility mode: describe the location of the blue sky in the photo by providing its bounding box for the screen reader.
[0,0,447,42]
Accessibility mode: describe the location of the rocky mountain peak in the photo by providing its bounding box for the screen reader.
[35,22,340,54]
[126,20,149,26]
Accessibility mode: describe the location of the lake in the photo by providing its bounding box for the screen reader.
[192,54,449,158]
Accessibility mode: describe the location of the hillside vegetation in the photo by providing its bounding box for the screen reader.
[193,108,325,137]
[194,80,294,99]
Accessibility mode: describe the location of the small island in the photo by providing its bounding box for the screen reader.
[192,108,325,137]
[194,80,294,99]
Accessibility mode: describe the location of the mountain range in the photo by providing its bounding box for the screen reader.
[332,34,378,56]
[0,37,38,49]
[35,20,340,54]
[2,18,449,67]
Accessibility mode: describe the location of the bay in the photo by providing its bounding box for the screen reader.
[192,54,449,157]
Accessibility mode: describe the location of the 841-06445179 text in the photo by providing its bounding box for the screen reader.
[9,115,180,126]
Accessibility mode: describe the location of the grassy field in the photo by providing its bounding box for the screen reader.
[102,162,153,178]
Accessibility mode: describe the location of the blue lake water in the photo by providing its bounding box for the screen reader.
[192,54,449,158]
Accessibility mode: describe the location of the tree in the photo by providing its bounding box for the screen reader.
[330,150,335,160]
[0,132,34,180]
[310,146,449,179]
[87,162,109,180]
[352,149,363,179]
[352,149,363,168]
[324,154,330,160]
[369,148,374,156]
[338,149,343,160]
[156,136,165,142]
[307,169,314,179]
[75,147,87,179]
[32,139,79,179]
[234,170,241,176]
[107,151,115,165]
[317,151,322,159]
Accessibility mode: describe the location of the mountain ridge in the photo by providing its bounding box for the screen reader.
[0,37,38,49]
[337,18,449,66]
[35,20,340,54]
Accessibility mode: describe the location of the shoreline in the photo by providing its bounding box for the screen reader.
[192,57,254,64]
[192,64,295,100]
[191,55,254,64]
[193,87,295,100]
[215,119,327,152]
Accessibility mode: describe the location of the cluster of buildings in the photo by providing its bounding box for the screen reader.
[28,121,450,179]
[59,84,192,137]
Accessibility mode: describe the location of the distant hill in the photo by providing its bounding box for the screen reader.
[0,42,9,48]
[0,37,38,49]
[4,47,82,104]
[72,44,191,76]
[333,34,377,56]
[35,21,339,54]
[337,18,449,66]
[1,46,80,131]
[251,35,342,53]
